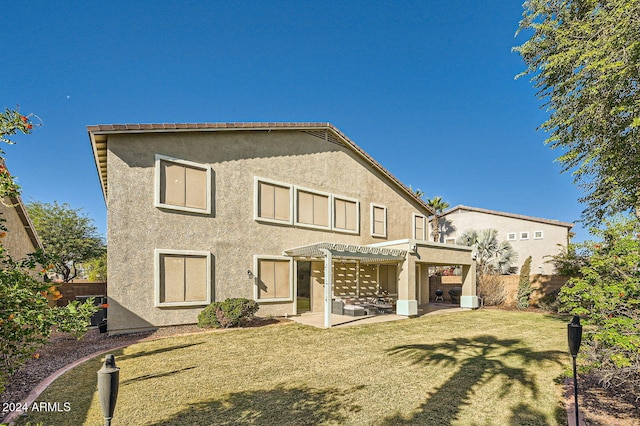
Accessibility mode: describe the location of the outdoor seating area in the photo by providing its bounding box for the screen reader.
[332,294,395,317]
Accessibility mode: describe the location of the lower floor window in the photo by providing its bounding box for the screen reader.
[256,257,291,301]
[156,249,211,307]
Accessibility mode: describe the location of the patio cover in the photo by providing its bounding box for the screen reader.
[284,242,406,263]
[285,242,407,328]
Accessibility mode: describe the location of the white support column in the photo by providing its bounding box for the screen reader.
[320,249,333,329]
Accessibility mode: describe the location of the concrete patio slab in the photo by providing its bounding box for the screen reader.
[290,303,465,328]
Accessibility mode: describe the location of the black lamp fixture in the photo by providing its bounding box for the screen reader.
[568,315,583,425]
[97,354,120,426]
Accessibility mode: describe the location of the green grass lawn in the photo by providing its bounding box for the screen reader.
[18,310,569,425]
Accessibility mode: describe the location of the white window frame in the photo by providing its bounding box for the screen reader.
[412,213,427,241]
[154,249,212,308]
[332,195,360,235]
[154,154,212,214]
[520,231,530,240]
[507,232,517,241]
[534,230,544,240]
[370,203,387,238]
[253,255,293,302]
[294,185,332,231]
[254,177,294,225]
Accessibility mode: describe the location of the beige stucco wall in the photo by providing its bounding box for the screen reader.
[440,210,571,275]
[106,130,436,332]
[0,199,38,260]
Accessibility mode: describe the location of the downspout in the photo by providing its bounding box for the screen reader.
[320,249,333,329]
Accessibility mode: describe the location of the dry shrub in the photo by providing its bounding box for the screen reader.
[478,273,506,306]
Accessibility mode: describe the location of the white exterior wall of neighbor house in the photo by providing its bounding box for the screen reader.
[439,206,573,275]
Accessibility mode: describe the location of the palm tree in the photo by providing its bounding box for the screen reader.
[425,196,450,242]
[456,229,518,274]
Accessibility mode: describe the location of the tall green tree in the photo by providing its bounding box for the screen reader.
[515,0,640,225]
[425,196,450,242]
[0,106,96,393]
[27,201,105,282]
[559,216,640,400]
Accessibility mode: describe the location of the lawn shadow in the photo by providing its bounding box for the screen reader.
[383,335,566,425]
[117,341,205,361]
[148,385,364,425]
[121,366,198,386]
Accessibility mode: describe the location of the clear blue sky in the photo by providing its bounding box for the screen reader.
[4,1,588,242]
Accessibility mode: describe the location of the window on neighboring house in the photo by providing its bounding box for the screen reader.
[296,189,329,228]
[255,257,291,301]
[520,231,529,240]
[445,238,455,244]
[507,232,517,241]
[371,204,387,237]
[534,230,543,239]
[255,178,292,224]
[333,197,359,233]
[378,264,398,294]
[155,249,211,307]
[155,155,211,214]
[413,214,427,241]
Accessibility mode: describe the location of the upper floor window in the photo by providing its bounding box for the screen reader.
[334,197,359,233]
[413,213,427,241]
[534,230,543,239]
[296,189,330,228]
[520,231,530,240]
[371,204,387,237]
[255,178,292,224]
[155,155,211,214]
[155,249,211,307]
[507,232,517,241]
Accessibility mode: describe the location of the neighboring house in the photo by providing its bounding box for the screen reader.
[0,164,42,259]
[89,122,477,334]
[438,205,574,275]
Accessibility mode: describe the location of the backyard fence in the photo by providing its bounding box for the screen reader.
[54,280,107,307]
[429,274,569,306]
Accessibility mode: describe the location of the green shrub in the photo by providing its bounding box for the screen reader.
[516,256,533,309]
[536,290,560,312]
[198,298,259,329]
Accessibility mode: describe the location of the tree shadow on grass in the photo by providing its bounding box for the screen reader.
[116,341,205,361]
[382,335,566,425]
[149,385,364,426]
[121,366,197,386]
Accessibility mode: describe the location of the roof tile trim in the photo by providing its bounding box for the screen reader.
[442,205,574,228]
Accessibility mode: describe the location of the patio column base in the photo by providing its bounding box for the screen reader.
[396,299,417,316]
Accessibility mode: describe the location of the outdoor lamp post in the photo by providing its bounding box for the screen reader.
[568,315,582,425]
[97,354,120,426]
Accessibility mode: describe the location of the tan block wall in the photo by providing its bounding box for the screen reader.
[106,130,431,332]
[429,274,568,306]
[55,281,107,306]
[501,274,569,307]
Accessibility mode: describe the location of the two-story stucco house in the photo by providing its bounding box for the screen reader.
[89,122,477,334]
[438,205,573,275]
